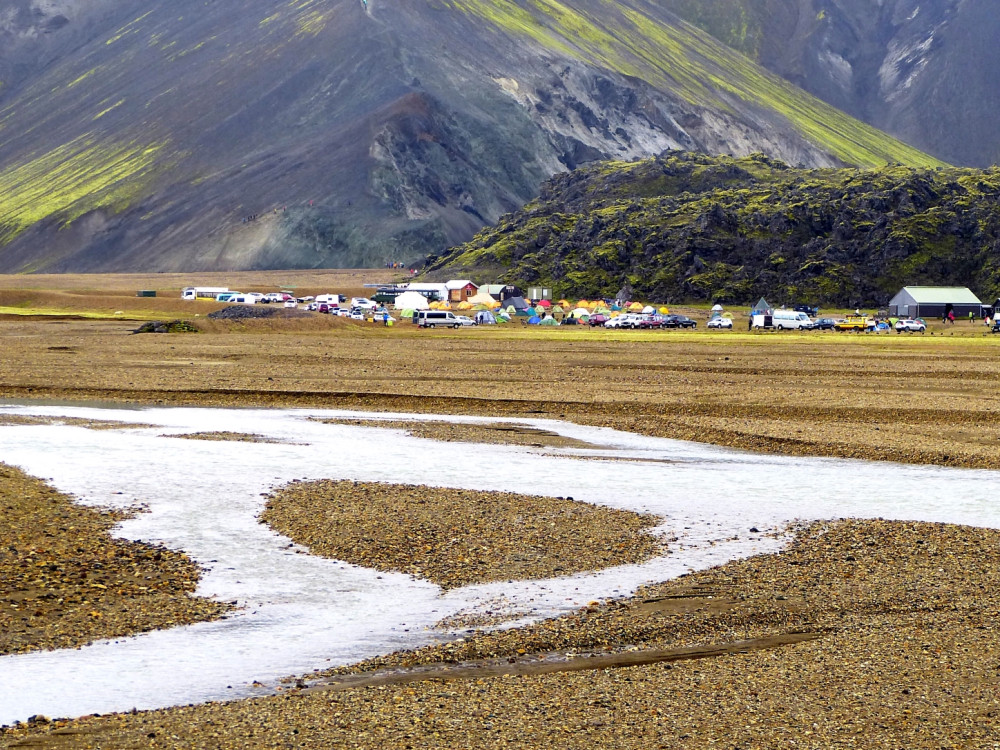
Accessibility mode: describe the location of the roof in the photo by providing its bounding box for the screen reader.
[893,286,982,304]
[445,279,477,290]
[404,283,448,292]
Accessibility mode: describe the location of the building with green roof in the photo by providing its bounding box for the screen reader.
[889,287,983,319]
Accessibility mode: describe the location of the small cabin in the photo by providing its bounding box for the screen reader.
[446,280,479,303]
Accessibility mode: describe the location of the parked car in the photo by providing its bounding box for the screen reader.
[794,304,819,316]
[587,314,608,327]
[894,318,926,333]
[350,297,377,310]
[349,308,366,320]
[808,318,837,330]
[636,314,664,329]
[707,317,733,329]
[453,315,477,326]
[283,300,298,308]
[662,314,697,329]
[604,314,641,329]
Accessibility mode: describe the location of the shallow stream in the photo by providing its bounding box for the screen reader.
[1,404,997,724]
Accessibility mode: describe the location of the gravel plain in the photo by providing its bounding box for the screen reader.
[0,464,228,657]
[261,480,661,589]
[2,294,1000,748]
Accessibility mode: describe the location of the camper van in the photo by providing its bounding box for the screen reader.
[182,287,229,300]
[752,310,811,329]
[415,310,461,328]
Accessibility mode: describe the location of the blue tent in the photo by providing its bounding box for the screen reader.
[527,315,541,324]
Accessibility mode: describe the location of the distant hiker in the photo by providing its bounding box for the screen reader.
[948,310,955,324]
[382,311,389,326]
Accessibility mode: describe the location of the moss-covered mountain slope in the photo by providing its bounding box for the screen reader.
[0,0,942,272]
[428,151,1000,306]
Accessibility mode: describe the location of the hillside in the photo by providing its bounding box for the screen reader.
[426,151,1000,307]
[660,0,1000,168]
[0,0,941,272]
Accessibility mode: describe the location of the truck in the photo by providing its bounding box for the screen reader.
[751,310,812,330]
[833,315,875,332]
[182,286,229,300]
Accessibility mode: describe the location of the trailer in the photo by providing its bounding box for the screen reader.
[182,286,229,300]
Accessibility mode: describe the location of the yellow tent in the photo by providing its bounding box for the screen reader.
[576,300,590,308]
[658,306,670,314]
[628,302,644,311]
[457,301,473,310]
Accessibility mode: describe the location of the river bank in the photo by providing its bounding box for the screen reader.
[3,518,997,749]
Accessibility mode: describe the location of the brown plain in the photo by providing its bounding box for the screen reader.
[2,271,1000,748]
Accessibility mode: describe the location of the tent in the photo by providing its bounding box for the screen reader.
[752,297,772,315]
[539,315,559,326]
[399,308,415,319]
[475,310,496,324]
[571,307,591,318]
[393,291,430,310]
[711,304,724,312]
[642,305,655,314]
[658,306,669,314]
[457,301,473,310]
[504,296,530,311]
[527,315,541,324]
[628,302,644,312]
[468,291,499,306]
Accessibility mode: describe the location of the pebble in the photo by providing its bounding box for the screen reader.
[260,480,662,589]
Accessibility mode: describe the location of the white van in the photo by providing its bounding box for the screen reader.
[315,294,342,305]
[753,310,811,329]
[226,294,257,304]
[415,310,461,328]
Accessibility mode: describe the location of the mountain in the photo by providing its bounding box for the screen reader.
[0,0,941,272]
[659,0,1000,168]
[426,151,1000,307]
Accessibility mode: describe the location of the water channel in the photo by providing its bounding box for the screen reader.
[1,403,997,724]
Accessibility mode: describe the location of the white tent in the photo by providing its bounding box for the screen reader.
[393,291,430,310]
[711,304,724,312]
[642,305,655,314]
[468,291,498,306]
